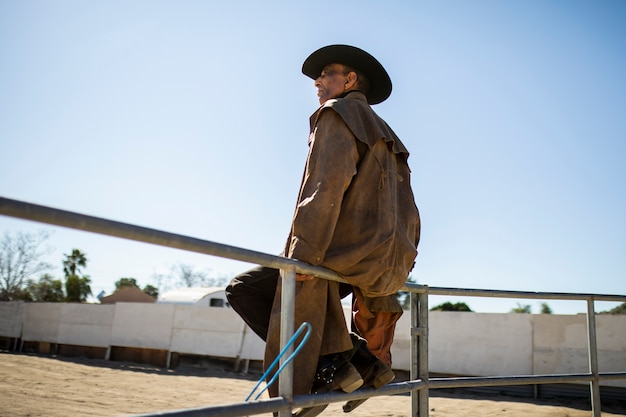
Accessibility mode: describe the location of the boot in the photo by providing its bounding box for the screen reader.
[312,353,364,394]
[342,344,395,413]
[293,353,363,417]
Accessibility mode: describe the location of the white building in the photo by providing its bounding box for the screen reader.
[156,287,229,307]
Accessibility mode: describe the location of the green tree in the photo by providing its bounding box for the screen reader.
[511,302,532,314]
[114,277,159,298]
[430,301,473,312]
[26,274,65,302]
[115,277,138,290]
[142,284,159,298]
[540,302,553,314]
[0,231,52,301]
[65,275,92,302]
[600,302,626,314]
[63,249,91,302]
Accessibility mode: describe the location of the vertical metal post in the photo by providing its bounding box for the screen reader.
[418,288,429,417]
[410,286,429,417]
[586,298,601,417]
[410,291,419,416]
[278,266,296,417]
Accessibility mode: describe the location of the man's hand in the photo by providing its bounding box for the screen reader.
[296,273,315,281]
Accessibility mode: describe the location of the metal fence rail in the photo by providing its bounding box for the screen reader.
[404,283,626,416]
[1,196,625,417]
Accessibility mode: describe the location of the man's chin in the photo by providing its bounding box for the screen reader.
[318,96,332,105]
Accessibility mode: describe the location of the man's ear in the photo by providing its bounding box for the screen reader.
[344,71,358,91]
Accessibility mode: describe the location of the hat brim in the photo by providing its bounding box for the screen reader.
[302,44,392,105]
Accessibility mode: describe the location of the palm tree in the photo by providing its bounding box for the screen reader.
[63,249,87,277]
[62,249,91,302]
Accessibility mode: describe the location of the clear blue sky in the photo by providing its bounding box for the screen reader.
[1,1,624,314]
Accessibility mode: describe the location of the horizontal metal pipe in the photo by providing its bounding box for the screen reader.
[428,374,594,389]
[3,197,626,338]
[0,196,345,283]
[128,397,290,417]
[596,371,626,381]
[3,197,625,304]
[425,286,626,303]
[285,380,426,411]
[129,380,427,417]
[428,372,626,390]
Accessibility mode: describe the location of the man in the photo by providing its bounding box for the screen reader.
[226,45,420,415]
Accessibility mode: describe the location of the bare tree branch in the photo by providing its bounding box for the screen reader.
[0,230,53,300]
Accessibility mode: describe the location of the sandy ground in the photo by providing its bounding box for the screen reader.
[0,352,624,417]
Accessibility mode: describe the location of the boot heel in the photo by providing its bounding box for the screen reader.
[371,368,395,389]
[337,362,364,393]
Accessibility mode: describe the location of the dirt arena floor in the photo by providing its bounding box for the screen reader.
[1,351,625,417]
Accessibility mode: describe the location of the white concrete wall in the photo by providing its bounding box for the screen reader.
[431,312,534,376]
[391,312,534,376]
[58,303,115,347]
[111,303,175,350]
[532,314,626,387]
[3,302,625,388]
[21,303,62,343]
[0,302,24,338]
[170,305,264,360]
[389,311,625,388]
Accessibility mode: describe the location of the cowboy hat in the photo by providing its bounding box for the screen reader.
[302,44,392,105]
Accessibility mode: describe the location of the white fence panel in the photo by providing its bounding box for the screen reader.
[238,327,265,361]
[0,302,24,338]
[21,303,62,343]
[171,305,246,358]
[110,303,175,350]
[58,304,115,347]
[533,314,626,388]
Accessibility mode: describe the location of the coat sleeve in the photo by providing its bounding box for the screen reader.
[288,109,360,265]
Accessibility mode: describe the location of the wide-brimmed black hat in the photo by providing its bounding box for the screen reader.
[302,44,392,105]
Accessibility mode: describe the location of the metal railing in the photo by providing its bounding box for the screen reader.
[406,284,626,417]
[1,196,625,417]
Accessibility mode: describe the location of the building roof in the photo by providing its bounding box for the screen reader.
[100,286,156,304]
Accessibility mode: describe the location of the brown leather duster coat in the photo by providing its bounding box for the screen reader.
[289,91,420,297]
[265,91,420,396]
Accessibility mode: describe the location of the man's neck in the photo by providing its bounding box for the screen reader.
[338,90,364,99]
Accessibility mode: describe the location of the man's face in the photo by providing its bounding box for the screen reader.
[315,63,349,105]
